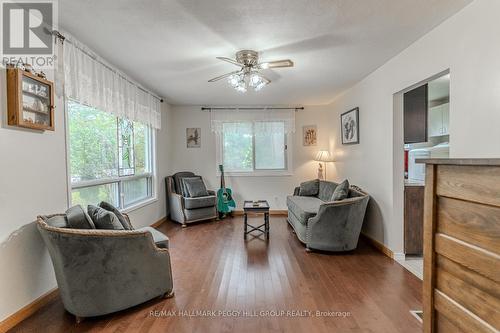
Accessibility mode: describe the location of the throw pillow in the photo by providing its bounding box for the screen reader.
[299,179,320,196]
[45,215,68,228]
[331,179,350,201]
[179,176,201,197]
[182,177,209,197]
[99,201,133,230]
[87,205,124,230]
[66,205,95,229]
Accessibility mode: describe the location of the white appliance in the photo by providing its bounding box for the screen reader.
[408,143,449,182]
[408,149,429,182]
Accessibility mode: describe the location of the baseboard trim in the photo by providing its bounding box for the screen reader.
[0,216,169,332]
[151,216,167,228]
[361,232,394,259]
[232,210,288,216]
[0,288,58,333]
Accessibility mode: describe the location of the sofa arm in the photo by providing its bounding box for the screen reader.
[37,225,173,317]
[293,186,300,196]
[306,196,369,251]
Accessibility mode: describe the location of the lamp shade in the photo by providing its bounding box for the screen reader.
[314,150,334,162]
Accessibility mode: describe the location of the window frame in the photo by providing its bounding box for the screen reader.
[65,99,158,213]
[216,120,293,177]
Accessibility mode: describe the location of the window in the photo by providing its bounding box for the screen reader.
[68,100,154,209]
[219,121,290,175]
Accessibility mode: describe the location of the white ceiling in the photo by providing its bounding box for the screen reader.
[59,0,471,106]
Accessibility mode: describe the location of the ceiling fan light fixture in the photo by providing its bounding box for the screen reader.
[210,50,293,93]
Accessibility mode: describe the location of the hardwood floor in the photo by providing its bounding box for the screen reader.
[10,216,422,333]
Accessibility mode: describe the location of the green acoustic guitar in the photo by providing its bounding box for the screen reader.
[217,165,236,218]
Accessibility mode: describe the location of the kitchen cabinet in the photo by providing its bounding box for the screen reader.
[404,84,428,143]
[404,184,424,255]
[428,102,449,137]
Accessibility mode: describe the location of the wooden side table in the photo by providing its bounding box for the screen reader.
[243,200,270,239]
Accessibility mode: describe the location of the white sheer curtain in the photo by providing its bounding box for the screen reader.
[210,108,295,134]
[62,33,162,129]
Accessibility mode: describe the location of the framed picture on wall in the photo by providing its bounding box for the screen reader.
[302,125,317,146]
[341,107,359,144]
[186,128,201,148]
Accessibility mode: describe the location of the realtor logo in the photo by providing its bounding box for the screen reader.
[2,1,53,54]
[1,0,57,68]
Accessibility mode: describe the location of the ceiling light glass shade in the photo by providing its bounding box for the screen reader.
[250,73,261,86]
[228,74,240,87]
[227,72,267,92]
[228,73,247,93]
[254,80,267,91]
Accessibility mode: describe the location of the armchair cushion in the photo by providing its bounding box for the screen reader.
[286,196,323,225]
[182,177,209,197]
[299,179,320,196]
[137,226,169,249]
[88,205,124,230]
[66,205,95,229]
[99,201,133,230]
[331,179,350,201]
[184,195,216,209]
[173,172,195,195]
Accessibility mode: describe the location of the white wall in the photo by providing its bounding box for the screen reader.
[0,66,172,322]
[169,105,335,209]
[327,0,500,253]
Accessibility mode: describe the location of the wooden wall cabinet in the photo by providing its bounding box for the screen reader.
[404,185,424,255]
[7,68,55,131]
[420,159,500,333]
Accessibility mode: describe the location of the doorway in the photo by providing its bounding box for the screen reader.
[392,70,450,279]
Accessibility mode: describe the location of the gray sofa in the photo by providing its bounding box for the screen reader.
[287,180,369,252]
[37,213,174,322]
[166,172,217,227]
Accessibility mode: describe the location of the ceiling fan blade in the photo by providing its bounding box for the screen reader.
[208,70,242,82]
[258,59,294,69]
[216,57,243,67]
[258,73,271,84]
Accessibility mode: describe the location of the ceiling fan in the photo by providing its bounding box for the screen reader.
[208,50,294,92]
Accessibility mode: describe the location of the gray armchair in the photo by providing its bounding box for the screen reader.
[287,180,369,252]
[166,172,217,227]
[37,213,174,322]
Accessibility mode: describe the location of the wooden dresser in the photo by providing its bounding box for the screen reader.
[418,159,500,333]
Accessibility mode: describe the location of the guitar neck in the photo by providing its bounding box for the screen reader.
[220,169,225,189]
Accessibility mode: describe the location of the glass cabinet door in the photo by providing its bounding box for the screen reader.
[21,75,52,127]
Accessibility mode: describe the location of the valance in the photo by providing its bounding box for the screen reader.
[62,34,162,129]
[210,108,296,134]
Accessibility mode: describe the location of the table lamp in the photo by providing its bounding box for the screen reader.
[314,150,334,180]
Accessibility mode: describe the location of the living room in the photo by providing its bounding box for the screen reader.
[1,0,499,332]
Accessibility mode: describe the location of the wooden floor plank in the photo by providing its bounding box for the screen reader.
[9,216,422,333]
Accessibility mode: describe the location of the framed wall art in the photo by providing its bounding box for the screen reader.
[341,107,359,144]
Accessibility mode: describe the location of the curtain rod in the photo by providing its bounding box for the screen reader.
[51,30,164,103]
[201,107,304,112]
